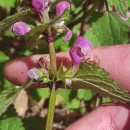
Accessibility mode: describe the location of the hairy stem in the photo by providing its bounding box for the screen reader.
[45,38,57,130]
[49,41,57,78]
[44,9,69,130]
[45,84,57,130]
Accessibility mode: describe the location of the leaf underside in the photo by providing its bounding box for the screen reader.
[71,62,130,103]
[0,81,32,116]
[0,88,21,116]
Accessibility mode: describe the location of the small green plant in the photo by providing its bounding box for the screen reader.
[0,0,130,130]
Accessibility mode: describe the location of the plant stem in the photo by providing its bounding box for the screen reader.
[45,39,57,130]
[49,41,57,78]
[45,84,57,130]
[45,9,69,130]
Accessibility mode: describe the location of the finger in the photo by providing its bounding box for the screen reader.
[66,104,130,130]
[85,44,130,91]
[3,52,71,86]
[4,44,130,89]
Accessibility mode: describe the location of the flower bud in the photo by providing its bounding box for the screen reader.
[56,1,70,16]
[31,0,49,13]
[12,21,30,36]
[65,78,72,86]
[63,27,72,42]
[69,37,93,64]
[27,68,39,80]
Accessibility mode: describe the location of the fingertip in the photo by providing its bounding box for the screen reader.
[66,104,130,130]
[3,55,43,86]
[3,52,71,86]
[3,59,30,86]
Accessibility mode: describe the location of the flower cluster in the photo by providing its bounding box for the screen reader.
[11,0,93,81]
[27,67,50,83]
[12,0,72,42]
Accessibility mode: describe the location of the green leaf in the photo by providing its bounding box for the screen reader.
[0,88,22,116]
[73,0,84,7]
[0,117,25,130]
[0,51,9,62]
[77,89,85,99]
[107,0,128,16]
[67,99,80,109]
[0,82,32,116]
[77,89,93,100]
[28,88,49,101]
[84,28,101,47]
[70,62,130,103]
[91,12,128,45]
[0,0,17,8]
[128,0,130,8]
[102,97,111,103]
[58,89,72,103]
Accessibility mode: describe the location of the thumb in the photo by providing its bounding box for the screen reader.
[85,44,130,91]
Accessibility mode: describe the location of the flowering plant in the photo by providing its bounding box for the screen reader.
[0,0,130,129]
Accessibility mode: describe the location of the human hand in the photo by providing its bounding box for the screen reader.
[3,44,130,130]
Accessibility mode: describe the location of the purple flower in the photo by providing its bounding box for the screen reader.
[32,0,49,13]
[12,21,30,36]
[56,1,70,16]
[63,27,72,42]
[69,37,93,64]
[27,68,39,80]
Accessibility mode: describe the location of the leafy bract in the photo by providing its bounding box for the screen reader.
[0,117,24,130]
[0,82,32,116]
[0,8,35,34]
[70,62,130,103]
[107,0,127,17]
[90,12,128,45]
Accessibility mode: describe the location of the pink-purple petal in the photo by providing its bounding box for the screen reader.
[56,1,70,16]
[12,21,30,36]
[31,0,49,13]
[65,78,72,86]
[69,37,93,64]
[69,48,84,64]
[63,28,72,42]
[27,68,39,80]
